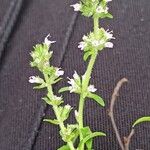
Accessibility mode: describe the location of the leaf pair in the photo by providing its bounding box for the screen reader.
[78,127,106,150]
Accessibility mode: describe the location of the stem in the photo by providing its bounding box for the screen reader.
[124,129,135,150]
[44,74,75,150]
[78,16,99,142]
[108,78,128,150]
[94,16,99,36]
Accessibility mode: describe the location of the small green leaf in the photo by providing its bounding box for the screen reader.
[80,127,92,149]
[59,87,70,93]
[43,119,59,125]
[53,78,62,84]
[88,93,105,107]
[42,97,52,105]
[33,84,46,89]
[106,13,113,19]
[78,131,106,149]
[57,145,70,150]
[132,116,150,128]
[83,51,92,61]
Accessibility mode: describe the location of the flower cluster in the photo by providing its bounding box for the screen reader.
[70,0,113,18]
[29,35,65,87]
[30,34,55,72]
[79,28,114,50]
[67,71,97,94]
[78,28,115,61]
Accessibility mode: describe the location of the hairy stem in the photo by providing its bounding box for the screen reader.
[78,16,99,144]
[108,78,128,150]
[44,74,75,150]
[78,17,99,149]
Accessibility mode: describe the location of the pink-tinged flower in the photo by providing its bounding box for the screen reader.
[29,76,41,83]
[55,68,64,77]
[88,85,97,92]
[44,34,56,46]
[70,3,81,11]
[105,30,115,40]
[105,42,113,48]
[78,41,87,50]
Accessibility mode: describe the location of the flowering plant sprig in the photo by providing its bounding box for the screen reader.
[29,0,150,149]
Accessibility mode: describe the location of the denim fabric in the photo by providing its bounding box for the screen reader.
[0,0,150,150]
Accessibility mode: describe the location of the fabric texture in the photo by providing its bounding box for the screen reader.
[0,0,150,150]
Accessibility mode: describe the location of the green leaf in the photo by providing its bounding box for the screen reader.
[43,119,59,125]
[60,105,72,121]
[78,131,106,149]
[42,97,52,105]
[80,127,92,149]
[59,87,70,93]
[53,78,62,84]
[83,51,92,61]
[132,116,150,128]
[106,13,113,19]
[88,93,105,107]
[57,145,70,150]
[33,84,46,89]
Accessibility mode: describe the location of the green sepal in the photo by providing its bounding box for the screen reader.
[132,116,150,128]
[57,145,70,150]
[60,106,72,122]
[88,93,105,107]
[78,131,106,149]
[43,119,59,125]
[60,124,79,142]
[59,87,70,93]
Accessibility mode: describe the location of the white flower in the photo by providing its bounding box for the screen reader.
[55,68,64,77]
[105,42,113,48]
[29,76,41,83]
[74,110,79,117]
[68,78,75,86]
[53,95,62,101]
[106,0,112,2]
[105,30,115,40]
[78,41,87,50]
[67,78,77,93]
[70,3,81,11]
[88,85,97,92]
[92,40,100,47]
[96,6,108,14]
[82,35,88,40]
[73,71,80,80]
[44,34,56,46]
[65,104,72,110]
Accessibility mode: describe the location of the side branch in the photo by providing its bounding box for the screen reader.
[108,78,128,150]
[124,129,135,150]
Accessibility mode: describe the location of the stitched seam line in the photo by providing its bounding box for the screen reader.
[0,0,23,61]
